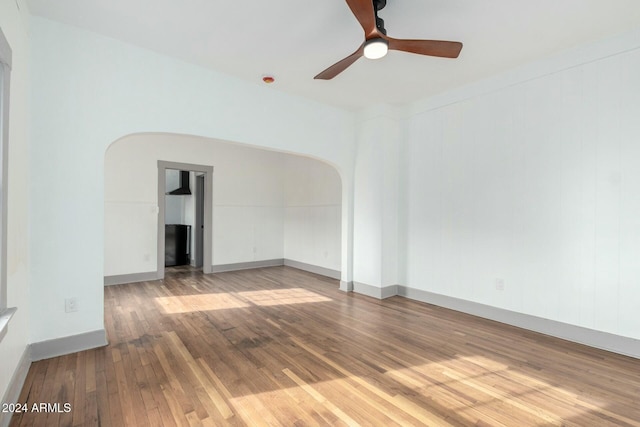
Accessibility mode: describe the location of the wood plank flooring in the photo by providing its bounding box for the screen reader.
[11,266,640,426]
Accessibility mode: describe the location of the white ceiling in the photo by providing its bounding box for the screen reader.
[26,0,640,110]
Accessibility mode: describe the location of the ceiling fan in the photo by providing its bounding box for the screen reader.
[314,0,463,80]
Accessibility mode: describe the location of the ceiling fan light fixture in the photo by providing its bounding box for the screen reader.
[363,38,388,60]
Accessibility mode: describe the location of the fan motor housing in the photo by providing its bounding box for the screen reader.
[374,0,387,11]
[376,17,387,34]
[374,0,387,34]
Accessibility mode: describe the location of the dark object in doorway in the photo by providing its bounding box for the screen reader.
[165,224,191,267]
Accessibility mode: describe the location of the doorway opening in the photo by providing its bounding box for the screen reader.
[157,161,213,279]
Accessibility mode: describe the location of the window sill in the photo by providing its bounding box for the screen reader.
[0,307,17,343]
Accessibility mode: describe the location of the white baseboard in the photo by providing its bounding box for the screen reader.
[346,281,640,359]
[104,260,341,285]
[30,329,108,361]
[104,271,158,286]
[284,259,341,280]
[211,259,342,282]
[0,345,31,427]
[352,282,398,299]
[211,259,284,273]
[340,280,353,292]
[396,285,640,360]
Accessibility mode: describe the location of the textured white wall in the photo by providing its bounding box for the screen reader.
[352,107,402,288]
[404,42,640,340]
[283,155,342,272]
[208,141,285,265]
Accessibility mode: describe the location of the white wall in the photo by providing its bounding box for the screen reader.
[352,106,402,289]
[105,134,286,276]
[30,17,355,344]
[0,0,30,403]
[284,155,342,272]
[210,142,285,266]
[403,33,640,340]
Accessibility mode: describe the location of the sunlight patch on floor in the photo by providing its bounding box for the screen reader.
[155,294,249,313]
[380,354,612,425]
[155,288,331,313]
[225,367,459,426]
[237,288,332,306]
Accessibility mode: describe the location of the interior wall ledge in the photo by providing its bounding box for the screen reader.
[0,307,17,343]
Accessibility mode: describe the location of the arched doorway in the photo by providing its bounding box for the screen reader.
[104,133,342,285]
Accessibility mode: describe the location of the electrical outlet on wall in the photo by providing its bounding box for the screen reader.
[495,279,505,291]
[65,297,78,313]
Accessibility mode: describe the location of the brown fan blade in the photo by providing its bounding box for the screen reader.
[386,37,463,58]
[345,0,378,38]
[314,44,365,80]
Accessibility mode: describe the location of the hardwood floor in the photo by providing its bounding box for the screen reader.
[11,266,640,426]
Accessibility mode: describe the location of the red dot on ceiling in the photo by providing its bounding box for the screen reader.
[262,76,275,84]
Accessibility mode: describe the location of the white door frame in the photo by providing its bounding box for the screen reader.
[157,160,213,279]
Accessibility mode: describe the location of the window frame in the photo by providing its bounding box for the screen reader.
[0,26,14,342]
